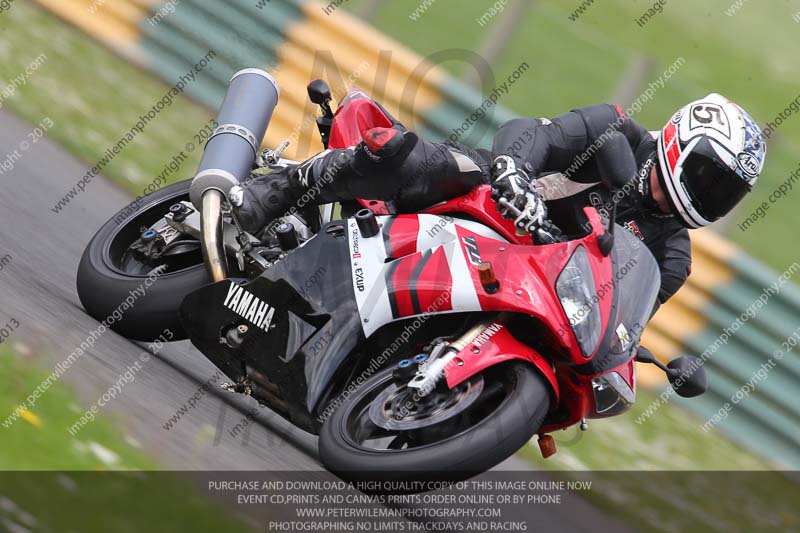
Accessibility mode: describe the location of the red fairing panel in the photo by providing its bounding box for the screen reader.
[328,89,394,150]
[425,185,532,245]
[538,365,595,434]
[349,208,615,364]
[389,213,613,360]
[444,323,559,403]
[371,216,568,328]
[383,215,420,260]
[539,357,636,433]
[387,246,454,318]
[328,88,394,215]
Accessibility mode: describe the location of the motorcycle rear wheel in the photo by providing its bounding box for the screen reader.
[76,178,212,341]
[319,361,551,484]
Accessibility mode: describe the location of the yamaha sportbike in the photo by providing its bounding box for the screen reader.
[78,70,706,482]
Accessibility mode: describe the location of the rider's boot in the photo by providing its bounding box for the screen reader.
[237,125,414,235]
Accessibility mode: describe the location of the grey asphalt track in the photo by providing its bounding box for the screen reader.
[0,109,631,532]
[0,109,317,471]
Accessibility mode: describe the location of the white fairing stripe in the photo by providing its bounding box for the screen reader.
[415,214,459,251]
[415,215,489,311]
[444,240,481,311]
[348,217,393,337]
[415,214,507,251]
[450,218,508,242]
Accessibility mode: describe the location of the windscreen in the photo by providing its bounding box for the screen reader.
[609,225,661,354]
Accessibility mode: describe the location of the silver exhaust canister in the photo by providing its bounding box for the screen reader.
[190,68,280,208]
[191,68,280,281]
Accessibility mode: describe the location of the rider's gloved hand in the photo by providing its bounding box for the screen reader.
[491,155,530,210]
[491,155,544,220]
[516,187,547,230]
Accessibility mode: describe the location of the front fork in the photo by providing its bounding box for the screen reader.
[406,314,505,397]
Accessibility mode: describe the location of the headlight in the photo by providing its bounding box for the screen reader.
[556,246,602,358]
[592,372,635,415]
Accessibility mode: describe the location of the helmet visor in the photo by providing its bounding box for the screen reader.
[679,137,749,222]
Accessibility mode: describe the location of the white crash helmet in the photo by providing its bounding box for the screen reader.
[656,93,766,228]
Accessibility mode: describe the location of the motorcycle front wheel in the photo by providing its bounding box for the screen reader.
[319,361,551,484]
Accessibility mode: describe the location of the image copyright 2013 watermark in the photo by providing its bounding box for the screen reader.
[635,262,800,425]
[0,117,54,176]
[2,268,166,430]
[0,253,12,274]
[112,118,217,226]
[67,329,173,436]
[700,332,791,433]
[737,162,799,232]
[51,50,217,215]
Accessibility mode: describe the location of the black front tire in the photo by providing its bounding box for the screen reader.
[319,361,551,483]
[77,179,211,341]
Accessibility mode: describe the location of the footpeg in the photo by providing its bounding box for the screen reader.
[221,380,251,395]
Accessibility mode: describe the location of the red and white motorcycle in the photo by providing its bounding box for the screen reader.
[77,71,707,482]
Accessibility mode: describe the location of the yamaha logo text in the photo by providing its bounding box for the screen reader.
[223,283,276,332]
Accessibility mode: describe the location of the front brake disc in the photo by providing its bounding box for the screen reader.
[368,377,484,431]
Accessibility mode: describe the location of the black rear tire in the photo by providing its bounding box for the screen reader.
[77,179,211,341]
[319,361,551,483]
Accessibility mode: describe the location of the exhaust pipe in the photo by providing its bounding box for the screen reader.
[191,68,280,281]
[200,189,227,282]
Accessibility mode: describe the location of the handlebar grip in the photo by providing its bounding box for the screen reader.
[497,195,563,243]
[496,197,521,218]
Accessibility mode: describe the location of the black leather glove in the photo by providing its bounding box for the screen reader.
[491,155,546,223]
[490,155,530,210]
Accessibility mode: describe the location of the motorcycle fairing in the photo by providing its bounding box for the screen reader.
[328,88,397,216]
[350,211,616,364]
[424,185,532,245]
[348,214,509,338]
[444,321,560,403]
[180,221,365,431]
[328,88,396,149]
[539,357,637,433]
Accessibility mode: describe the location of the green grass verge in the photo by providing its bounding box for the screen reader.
[0,2,212,197]
[518,387,799,532]
[522,388,771,471]
[350,0,800,273]
[0,344,257,532]
[0,347,151,471]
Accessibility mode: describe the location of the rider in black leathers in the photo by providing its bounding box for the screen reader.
[238,95,766,310]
